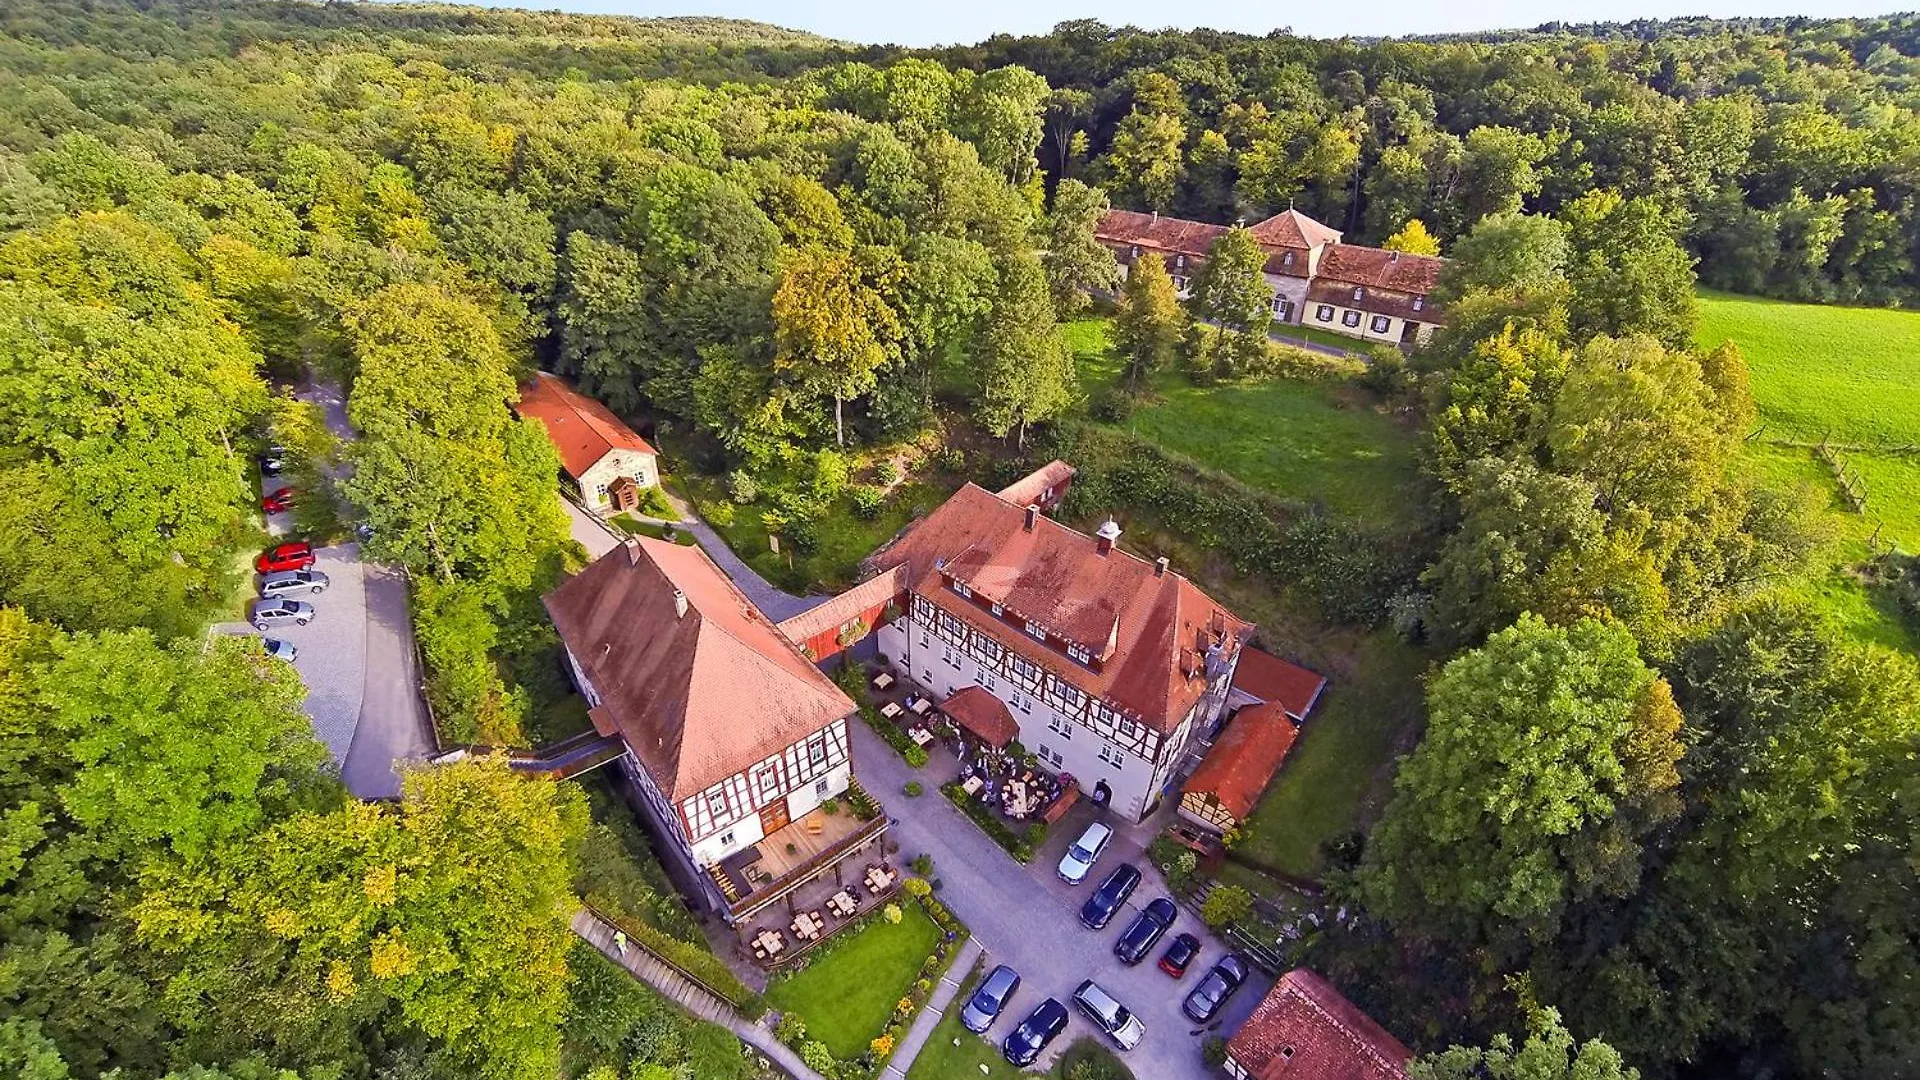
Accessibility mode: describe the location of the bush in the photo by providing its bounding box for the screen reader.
[701,500,735,527]
[1089,387,1138,423]
[902,780,923,797]
[849,484,884,519]
[902,876,931,898]
[809,449,850,501]
[910,853,933,876]
[882,903,903,925]
[774,1013,807,1048]
[935,445,965,472]
[941,782,1036,862]
[1202,1036,1228,1067]
[726,470,759,504]
[903,744,928,769]
[800,1041,835,1073]
[821,797,841,816]
[874,458,903,486]
[870,1033,895,1060]
[1201,884,1253,928]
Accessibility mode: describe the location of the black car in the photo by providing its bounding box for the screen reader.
[1114,896,1177,964]
[1182,953,1249,1022]
[1002,998,1068,1067]
[260,445,286,476]
[960,964,1021,1034]
[1158,931,1200,978]
[1079,863,1141,929]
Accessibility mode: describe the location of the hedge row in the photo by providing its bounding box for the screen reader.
[1035,422,1427,626]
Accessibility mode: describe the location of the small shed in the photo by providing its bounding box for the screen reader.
[939,686,1018,749]
[1179,703,1299,834]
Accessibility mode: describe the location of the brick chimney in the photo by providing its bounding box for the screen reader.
[1024,504,1040,532]
[1154,556,1169,577]
[1095,519,1121,556]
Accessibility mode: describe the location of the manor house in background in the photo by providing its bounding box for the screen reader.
[1096,207,1446,347]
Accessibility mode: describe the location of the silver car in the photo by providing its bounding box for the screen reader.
[1071,980,1145,1051]
[260,568,329,597]
[250,598,314,631]
[262,637,298,661]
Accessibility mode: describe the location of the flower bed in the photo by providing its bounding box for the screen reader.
[773,884,969,1080]
[942,781,1047,863]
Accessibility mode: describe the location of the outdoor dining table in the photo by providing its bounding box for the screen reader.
[865,866,895,893]
[908,698,933,716]
[909,726,934,747]
[830,890,859,917]
[872,672,895,691]
[755,930,784,958]
[792,912,823,940]
[879,702,903,720]
[960,775,984,796]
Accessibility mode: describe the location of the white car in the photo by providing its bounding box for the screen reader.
[1057,821,1112,885]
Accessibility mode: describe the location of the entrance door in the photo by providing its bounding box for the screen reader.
[1399,320,1419,345]
[758,795,790,837]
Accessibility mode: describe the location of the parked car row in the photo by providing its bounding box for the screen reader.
[981,971,1148,1066]
[249,540,327,642]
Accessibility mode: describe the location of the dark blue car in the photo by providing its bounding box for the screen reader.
[1003,998,1068,1066]
[1079,863,1141,929]
[960,964,1021,1034]
[1114,896,1177,964]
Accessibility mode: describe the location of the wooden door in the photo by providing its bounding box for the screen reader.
[758,795,790,837]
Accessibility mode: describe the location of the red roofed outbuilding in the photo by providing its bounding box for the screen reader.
[1226,969,1412,1080]
[516,372,660,513]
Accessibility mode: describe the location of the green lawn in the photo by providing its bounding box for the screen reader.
[1234,630,1430,878]
[675,474,946,594]
[1064,318,1420,526]
[610,514,698,545]
[1697,290,1920,446]
[766,902,942,1060]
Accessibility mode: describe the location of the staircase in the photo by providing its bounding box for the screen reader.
[570,909,733,1025]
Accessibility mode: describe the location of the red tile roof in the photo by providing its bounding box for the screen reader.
[544,538,852,802]
[939,686,1018,748]
[1315,245,1444,295]
[865,483,1252,733]
[1248,208,1343,251]
[517,372,657,480]
[996,459,1076,509]
[774,565,906,652]
[1231,648,1328,721]
[1183,702,1299,820]
[1095,209,1228,257]
[1228,969,1412,1080]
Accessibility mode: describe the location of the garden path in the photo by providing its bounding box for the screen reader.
[882,935,983,1079]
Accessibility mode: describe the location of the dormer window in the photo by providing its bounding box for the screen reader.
[1067,642,1092,664]
[1025,620,1047,642]
[1413,296,1425,312]
[990,602,1003,617]
[1175,253,1186,270]
[1282,250,1294,266]
[951,579,972,599]
[1352,285,1364,301]
[1129,245,1140,259]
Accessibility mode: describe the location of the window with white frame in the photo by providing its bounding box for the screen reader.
[1025,620,1047,642]
[1412,295,1425,312]
[1067,641,1091,664]
[719,829,735,846]
[1049,715,1075,740]
[809,736,827,766]
[1175,253,1186,270]
[707,790,728,819]
[1371,315,1391,333]
[815,777,830,796]
[990,602,1003,617]
[1170,275,1188,291]
[951,579,971,598]
[1343,310,1362,327]
[1351,285,1363,301]
[1316,304,1334,322]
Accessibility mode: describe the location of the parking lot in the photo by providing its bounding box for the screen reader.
[854,722,1269,1078]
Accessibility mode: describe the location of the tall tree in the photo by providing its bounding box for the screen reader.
[1560,191,1697,347]
[1039,179,1119,315]
[1112,252,1185,388]
[1188,226,1273,371]
[1382,218,1440,256]
[977,255,1073,446]
[1105,74,1187,212]
[771,244,905,447]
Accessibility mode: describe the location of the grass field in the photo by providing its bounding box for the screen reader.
[1064,318,1420,526]
[765,902,942,1059]
[1697,290,1920,446]
[674,474,944,595]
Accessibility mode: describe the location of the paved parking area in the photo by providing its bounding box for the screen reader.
[252,542,369,761]
[853,723,1269,1077]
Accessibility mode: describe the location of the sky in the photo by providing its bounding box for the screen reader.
[450,0,1900,48]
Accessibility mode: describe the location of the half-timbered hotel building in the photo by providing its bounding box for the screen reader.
[544,536,882,923]
[864,470,1254,822]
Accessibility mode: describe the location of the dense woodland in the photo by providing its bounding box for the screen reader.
[0,3,1914,1080]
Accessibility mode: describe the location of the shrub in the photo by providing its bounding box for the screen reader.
[874,458,903,485]
[902,876,931,898]
[1089,387,1138,423]
[902,780,923,797]
[910,853,933,876]
[726,470,759,504]
[809,449,850,500]
[870,1033,895,1059]
[941,782,1036,862]
[1202,1036,1228,1067]
[849,484,884,519]
[800,1041,835,1073]
[883,903,903,924]
[936,445,965,472]
[700,500,735,527]
[774,1013,807,1048]
[903,745,928,769]
[1201,884,1253,928]
[821,797,841,816]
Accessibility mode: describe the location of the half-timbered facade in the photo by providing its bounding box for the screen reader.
[545,536,875,920]
[865,474,1253,821]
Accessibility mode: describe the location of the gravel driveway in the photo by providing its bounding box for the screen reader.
[854,722,1269,1077]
